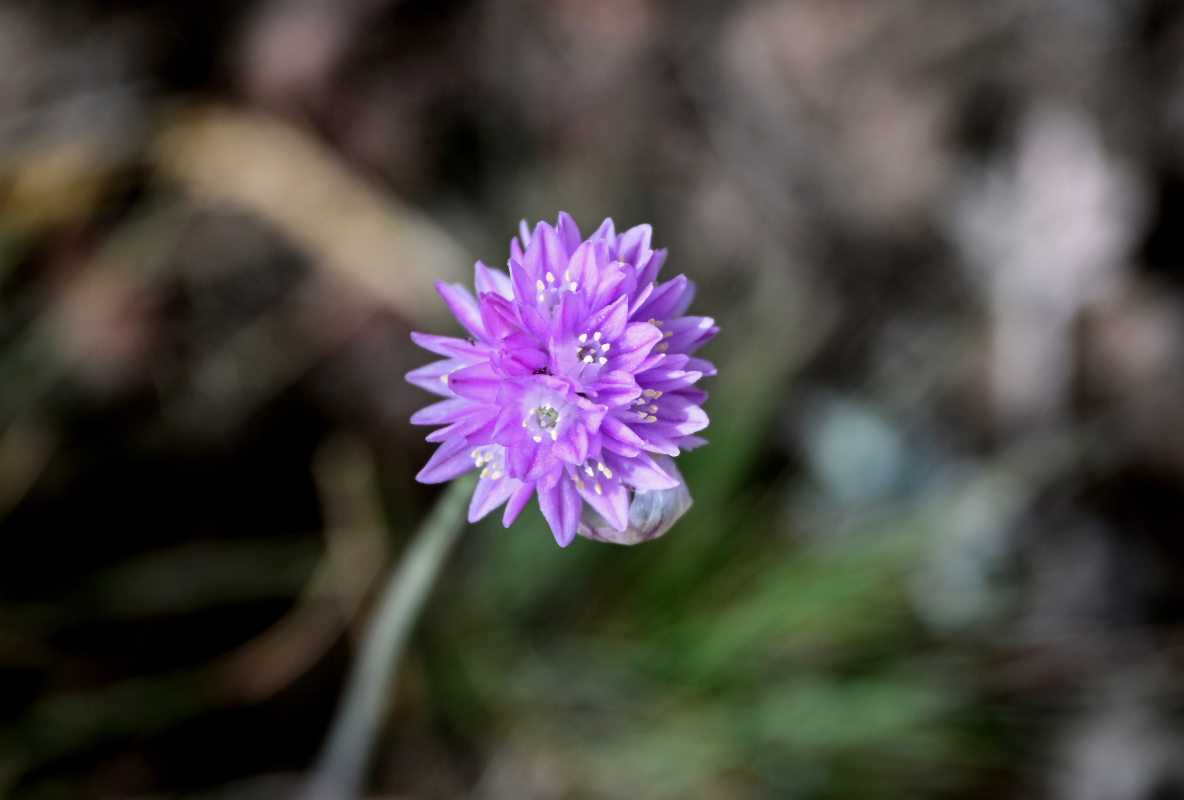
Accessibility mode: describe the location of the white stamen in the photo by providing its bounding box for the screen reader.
[532,435,543,443]
[536,279,545,292]
[546,272,555,283]
[593,331,602,341]
[578,333,587,343]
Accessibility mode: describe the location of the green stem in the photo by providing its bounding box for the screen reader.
[300,475,475,800]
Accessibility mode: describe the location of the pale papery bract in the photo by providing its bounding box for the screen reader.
[406,213,717,546]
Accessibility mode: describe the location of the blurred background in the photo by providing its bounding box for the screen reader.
[3,0,1184,798]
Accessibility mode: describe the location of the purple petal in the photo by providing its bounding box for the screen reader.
[426,406,499,443]
[610,452,680,490]
[447,362,501,403]
[591,370,641,407]
[410,397,471,426]
[582,295,629,342]
[475,261,513,298]
[684,356,717,378]
[591,217,616,242]
[601,414,645,455]
[435,282,487,340]
[662,316,718,354]
[636,248,667,287]
[577,472,629,532]
[523,221,564,280]
[556,211,582,256]
[405,359,461,397]
[479,292,523,341]
[503,483,535,526]
[633,274,688,323]
[538,477,581,547]
[409,332,490,362]
[469,473,521,522]
[416,439,475,484]
[617,223,652,265]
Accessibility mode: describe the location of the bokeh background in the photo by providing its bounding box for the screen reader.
[4,0,1184,798]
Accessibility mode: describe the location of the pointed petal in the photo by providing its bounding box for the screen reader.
[633,274,688,322]
[611,453,680,490]
[663,315,718,354]
[523,221,564,280]
[416,439,475,483]
[583,295,629,342]
[469,474,521,522]
[435,282,486,339]
[503,482,536,526]
[591,217,616,242]
[538,478,581,547]
[578,475,629,532]
[475,261,513,298]
[410,397,471,426]
[617,223,652,265]
[405,359,462,397]
[556,211,582,255]
[409,332,490,362]
[447,362,501,403]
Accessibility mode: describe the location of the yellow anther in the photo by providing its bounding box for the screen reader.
[549,428,558,441]
[480,468,491,478]
[593,331,602,341]
[546,272,555,283]
[532,435,543,443]
[578,333,588,343]
[598,357,607,365]
[594,483,603,495]
[536,279,545,292]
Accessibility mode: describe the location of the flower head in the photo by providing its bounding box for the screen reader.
[406,213,717,546]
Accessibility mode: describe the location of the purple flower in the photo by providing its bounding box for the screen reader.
[406,213,717,547]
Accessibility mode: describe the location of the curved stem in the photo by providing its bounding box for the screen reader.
[299,475,475,800]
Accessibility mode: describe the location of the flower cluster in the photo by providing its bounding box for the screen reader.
[406,213,717,546]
